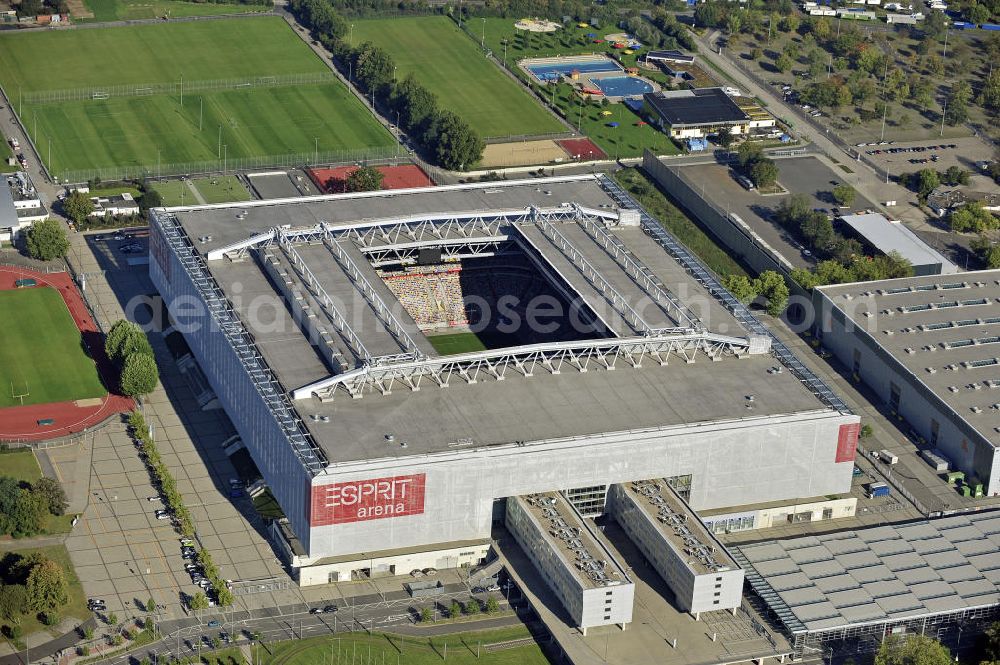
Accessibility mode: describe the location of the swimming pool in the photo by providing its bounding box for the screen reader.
[593,76,654,97]
[526,58,623,82]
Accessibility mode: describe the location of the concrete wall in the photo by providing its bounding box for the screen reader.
[297,542,490,586]
[702,496,857,533]
[606,484,743,615]
[641,151,806,299]
[148,213,316,552]
[307,411,857,560]
[814,289,1000,496]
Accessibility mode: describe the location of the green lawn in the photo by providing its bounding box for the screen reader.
[547,83,679,159]
[27,83,394,176]
[190,175,252,204]
[614,168,749,279]
[351,17,563,139]
[0,17,326,93]
[0,288,106,408]
[256,627,552,665]
[82,0,269,22]
[0,450,42,483]
[428,332,488,355]
[153,176,251,206]
[0,545,89,636]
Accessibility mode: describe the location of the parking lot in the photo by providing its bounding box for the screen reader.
[679,155,876,270]
[859,136,999,183]
[67,234,298,622]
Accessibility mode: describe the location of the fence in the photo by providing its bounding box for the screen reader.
[53,145,402,184]
[21,71,339,105]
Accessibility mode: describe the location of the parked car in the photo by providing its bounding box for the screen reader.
[309,607,323,614]
[323,605,338,613]
[207,620,221,628]
[154,510,171,520]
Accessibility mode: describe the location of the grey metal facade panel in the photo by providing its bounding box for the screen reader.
[148,215,316,552]
[0,179,17,231]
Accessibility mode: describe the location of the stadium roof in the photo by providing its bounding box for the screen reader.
[837,213,958,274]
[643,88,750,128]
[734,510,1000,634]
[163,175,846,469]
[816,272,1000,449]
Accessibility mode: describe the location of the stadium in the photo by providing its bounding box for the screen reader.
[148,175,860,586]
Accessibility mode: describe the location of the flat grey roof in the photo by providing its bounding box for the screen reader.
[734,510,1000,634]
[643,88,749,127]
[837,213,957,272]
[619,479,739,575]
[517,492,630,589]
[165,177,838,467]
[0,176,18,231]
[817,272,1000,448]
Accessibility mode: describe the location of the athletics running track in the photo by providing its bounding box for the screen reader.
[0,266,132,442]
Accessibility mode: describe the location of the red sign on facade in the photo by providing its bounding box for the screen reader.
[310,473,426,526]
[836,423,860,463]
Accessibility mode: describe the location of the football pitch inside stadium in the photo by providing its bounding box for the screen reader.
[0,17,394,176]
[0,288,106,408]
[351,17,564,138]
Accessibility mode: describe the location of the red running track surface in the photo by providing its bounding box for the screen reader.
[557,138,607,161]
[0,266,133,441]
[307,164,434,194]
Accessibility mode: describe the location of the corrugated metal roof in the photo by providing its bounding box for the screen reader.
[735,511,1000,633]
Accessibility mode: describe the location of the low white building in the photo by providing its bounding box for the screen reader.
[1,172,47,244]
[90,192,140,218]
[699,495,858,535]
[607,480,743,618]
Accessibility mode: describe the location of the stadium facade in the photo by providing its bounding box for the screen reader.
[148,175,859,585]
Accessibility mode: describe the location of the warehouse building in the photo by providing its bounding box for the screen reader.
[148,175,859,585]
[813,273,1000,497]
[734,510,1000,656]
[643,88,751,139]
[507,492,634,633]
[836,212,958,275]
[606,480,744,617]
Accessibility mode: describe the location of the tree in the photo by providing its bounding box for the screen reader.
[24,218,70,262]
[737,142,764,168]
[981,70,1000,112]
[875,635,952,665]
[982,621,1000,663]
[943,166,969,186]
[189,592,209,611]
[774,52,793,73]
[345,166,384,193]
[754,271,789,317]
[32,478,67,516]
[25,559,68,612]
[428,111,484,171]
[449,600,462,618]
[391,75,438,132]
[119,353,159,397]
[420,606,433,622]
[0,584,27,622]
[945,81,972,126]
[485,595,500,614]
[105,320,153,366]
[832,184,856,207]
[949,202,1000,233]
[62,191,95,225]
[723,274,757,303]
[139,189,163,217]
[10,491,47,536]
[465,598,480,615]
[146,598,156,613]
[750,159,779,188]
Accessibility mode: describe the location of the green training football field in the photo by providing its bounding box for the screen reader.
[0,288,106,409]
[351,17,564,138]
[0,17,326,94]
[27,83,395,175]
